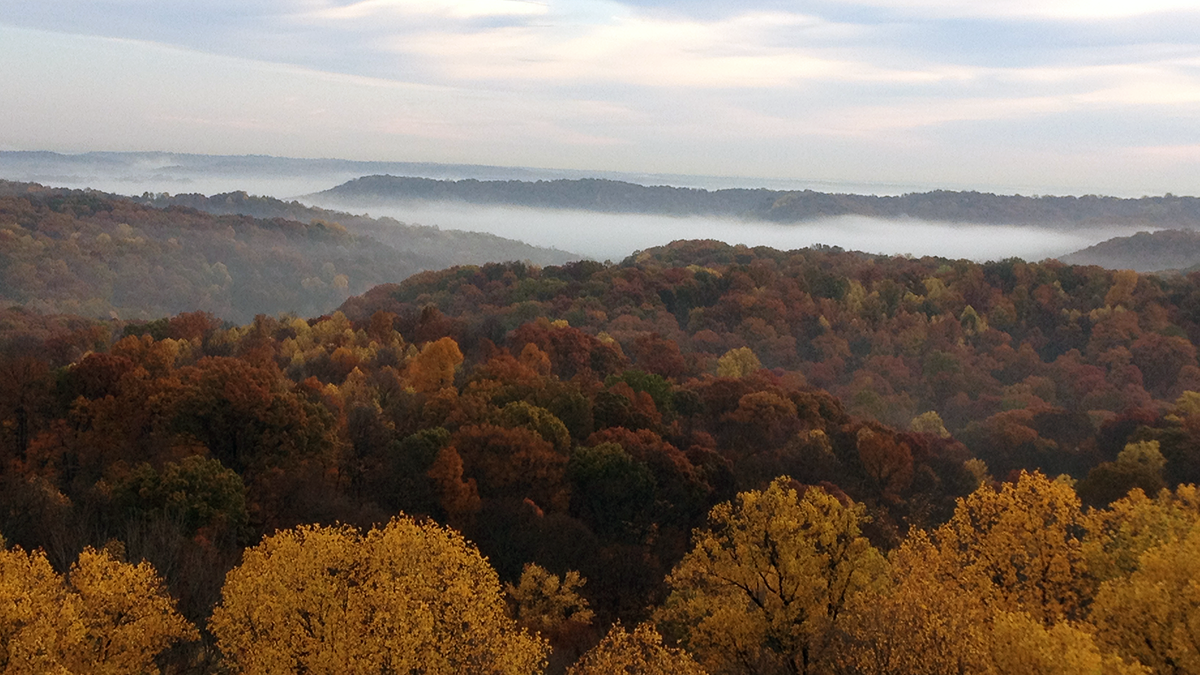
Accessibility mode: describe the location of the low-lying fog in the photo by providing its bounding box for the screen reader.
[0,153,1137,263]
[1,154,1146,263]
[305,199,1135,263]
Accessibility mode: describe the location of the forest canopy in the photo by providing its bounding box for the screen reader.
[3,238,1200,673]
[0,181,574,323]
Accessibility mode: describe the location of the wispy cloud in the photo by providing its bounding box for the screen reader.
[383,11,886,88]
[309,0,549,20]
[839,0,1200,20]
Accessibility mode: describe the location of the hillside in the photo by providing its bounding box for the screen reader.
[1059,229,1200,272]
[0,182,578,323]
[314,175,1200,228]
[134,190,578,269]
[3,239,1200,672]
[338,240,1200,490]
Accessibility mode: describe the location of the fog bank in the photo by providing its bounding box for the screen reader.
[305,199,1137,263]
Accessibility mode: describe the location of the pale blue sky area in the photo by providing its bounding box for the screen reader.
[2,0,1199,196]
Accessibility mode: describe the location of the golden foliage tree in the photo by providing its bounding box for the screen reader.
[506,563,593,637]
[210,517,548,675]
[837,530,1148,675]
[0,541,79,674]
[656,477,885,675]
[1105,270,1139,309]
[1090,526,1200,675]
[988,610,1147,675]
[66,547,199,674]
[933,471,1090,624]
[1082,484,1200,583]
[716,347,761,379]
[835,531,993,675]
[0,540,196,675]
[567,623,707,675]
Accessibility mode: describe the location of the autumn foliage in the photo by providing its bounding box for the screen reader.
[4,239,1200,673]
[210,517,547,675]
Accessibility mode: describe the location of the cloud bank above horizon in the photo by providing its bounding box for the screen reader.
[1,0,1199,196]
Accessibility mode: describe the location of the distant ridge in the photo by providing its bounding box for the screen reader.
[1060,229,1200,273]
[133,189,579,268]
[0,150,903,193]
[0,181,579,322]
[314,175,1200,229]
[0,150,556,181]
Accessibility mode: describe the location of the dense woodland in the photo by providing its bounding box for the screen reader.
[135,189,577,269]
[318,175,1200,227]
[0,182,573,323]
[3,234,1200,672]
[1061,229,1200,273]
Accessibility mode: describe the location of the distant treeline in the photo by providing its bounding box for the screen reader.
[316,175,1200,228]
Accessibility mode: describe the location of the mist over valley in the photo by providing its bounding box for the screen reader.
[4,151,1186,266]
[304,198,1135,263]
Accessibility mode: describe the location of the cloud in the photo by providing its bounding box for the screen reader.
[1,0,1199,196]
[308,0,548,21]
[837,0,1200,21]
[369,9,978,90]
[388,13,836,87]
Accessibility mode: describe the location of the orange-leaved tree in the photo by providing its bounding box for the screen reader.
[405,337,464,394]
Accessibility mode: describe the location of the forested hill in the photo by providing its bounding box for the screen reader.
[134,189,577,268]
[314,174,1200,228]
[1061,229,1200,273]
[339,239,1200,496]
[0,181,577,323]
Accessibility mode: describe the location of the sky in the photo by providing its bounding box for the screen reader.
[2,0,1200,196]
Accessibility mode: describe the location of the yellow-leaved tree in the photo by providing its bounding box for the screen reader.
[567,623,707,675]
[1090,526,1200,674]
[933,471,1091,624]
[0,539,196,675]
[507,563,593,637]
[837,519,1148,675]
[656,477,885,675]
[0,541,78,675]
[1082,484,1200,583]
[716,347,761,379]
[209,517,548,675]
[987,610,1148,675]
[835,531,994,675]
